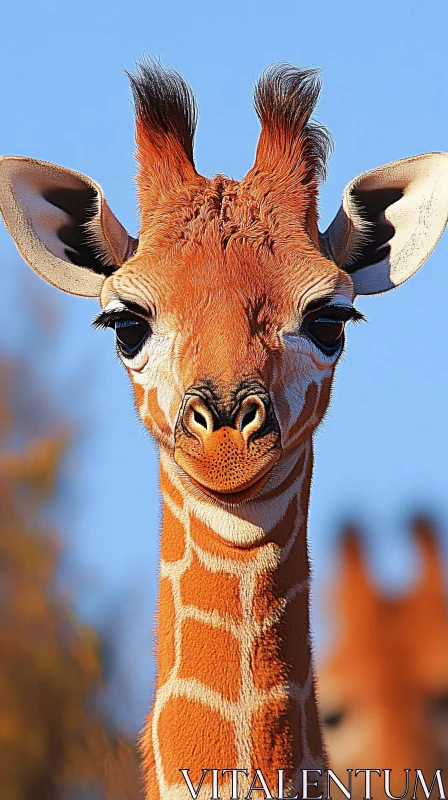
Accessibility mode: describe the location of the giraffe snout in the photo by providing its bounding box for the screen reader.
[174,382,282,500]
[182,392,268,443]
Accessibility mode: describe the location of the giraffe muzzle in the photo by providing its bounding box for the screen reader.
[174,382,282,499]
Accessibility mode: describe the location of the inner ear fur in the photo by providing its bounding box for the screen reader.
[0,157,136,297]
[319,153,448,295]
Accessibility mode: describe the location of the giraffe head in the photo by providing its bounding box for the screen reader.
[318,519,448,778]
[1,63,448,510]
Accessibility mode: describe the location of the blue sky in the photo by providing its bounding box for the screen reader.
[1,0,447,730]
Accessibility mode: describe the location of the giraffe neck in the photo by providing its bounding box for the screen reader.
[142,439,324,800]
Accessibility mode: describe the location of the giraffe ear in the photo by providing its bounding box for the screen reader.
[0,157,137,298]
[319,153,448,295]
[411,516,445,596]
[339,526,368,579]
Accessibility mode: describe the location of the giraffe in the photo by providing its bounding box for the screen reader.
[317,518,448,797]
[1,62,448,799]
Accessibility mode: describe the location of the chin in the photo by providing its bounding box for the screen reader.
[189,470,272,506]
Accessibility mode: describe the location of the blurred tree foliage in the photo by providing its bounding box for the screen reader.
[0,348,142,798]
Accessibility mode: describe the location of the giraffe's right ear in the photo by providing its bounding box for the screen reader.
[0,157,137,297]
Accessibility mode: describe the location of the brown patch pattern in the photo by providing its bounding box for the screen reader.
[160,503,186,563]
[251,695,301,794]
[178,618,241,702]
[180,551,242,621]
[145,387,172,439]
[157,698,237,786]
[252,591,311,691]
[157,577,176,687]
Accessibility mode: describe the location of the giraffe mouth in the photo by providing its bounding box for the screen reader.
[188,465,275,505]
[174,409,283,498]
[175,429,284,504]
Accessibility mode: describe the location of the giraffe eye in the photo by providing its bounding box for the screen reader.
[115,317,151,357]
[304,314,345,355]
[322,709,345,729]
[429,691,448,718]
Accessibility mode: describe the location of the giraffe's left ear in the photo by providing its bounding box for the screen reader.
[319,153,448,295]
[0,157,137,297]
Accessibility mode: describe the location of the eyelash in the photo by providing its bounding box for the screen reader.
[301,306,365,355]
[92,309,152,358]
[92,309,145,329]
[303,306,365,325]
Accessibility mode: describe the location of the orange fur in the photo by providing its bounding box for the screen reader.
[179,551,242,622]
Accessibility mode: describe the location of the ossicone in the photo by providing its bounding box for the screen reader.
[128,59,199,200]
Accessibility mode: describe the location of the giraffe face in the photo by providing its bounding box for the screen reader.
[99,184,354,501]
[320,642,448,782]
[2,65,448,503]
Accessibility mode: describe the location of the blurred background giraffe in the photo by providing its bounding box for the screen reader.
[317,517,448,790]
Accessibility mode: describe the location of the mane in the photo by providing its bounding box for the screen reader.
[253,64,332,186]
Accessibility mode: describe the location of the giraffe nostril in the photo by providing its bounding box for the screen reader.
[236,396,267,442]
[180,384,278,446]
[193,410,208,429]
[182,394,215,441]
[240,406,257,431]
